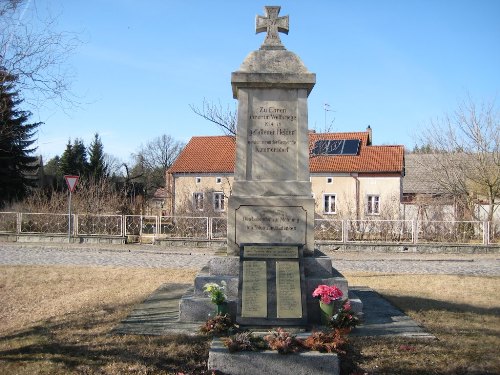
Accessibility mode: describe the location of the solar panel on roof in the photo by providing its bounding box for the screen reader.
[311,139,360,156]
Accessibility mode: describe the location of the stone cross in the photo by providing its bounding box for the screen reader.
[255,6,289,49]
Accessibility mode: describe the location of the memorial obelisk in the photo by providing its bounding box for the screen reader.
[227,6,316,257]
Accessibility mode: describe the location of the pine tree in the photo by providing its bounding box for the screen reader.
[59,138,88,176]
[0,70,41,208]
[88,133,107,180]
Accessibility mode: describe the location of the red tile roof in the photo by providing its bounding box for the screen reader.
[168,132,404,174]
[168,136,236,173]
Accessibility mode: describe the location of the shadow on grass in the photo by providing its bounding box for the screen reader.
[0,302,211,374]
[382,294,500,317]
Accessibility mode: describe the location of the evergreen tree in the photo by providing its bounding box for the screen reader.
[88,133,107,180]
[59,138,88,176]
[0,70,41,207]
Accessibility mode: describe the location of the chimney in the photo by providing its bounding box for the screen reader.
[366,125,372,145]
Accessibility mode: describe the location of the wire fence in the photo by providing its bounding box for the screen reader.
[0,211,498,245]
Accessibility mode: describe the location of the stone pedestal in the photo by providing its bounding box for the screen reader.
[178,254,362,326]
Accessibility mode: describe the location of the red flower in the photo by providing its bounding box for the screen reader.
[312,284,343,304]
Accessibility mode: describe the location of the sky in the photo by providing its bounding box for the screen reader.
[22,0,500,163]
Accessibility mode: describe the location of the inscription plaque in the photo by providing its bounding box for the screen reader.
[241,261,267,318]
[236,205,307,245]
[276,261,302,318]
[244,245,298,258]
[248,96,299,181]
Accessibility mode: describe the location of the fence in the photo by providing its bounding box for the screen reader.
[0,211,498,245]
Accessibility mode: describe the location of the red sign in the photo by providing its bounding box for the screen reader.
[64,175,79,193]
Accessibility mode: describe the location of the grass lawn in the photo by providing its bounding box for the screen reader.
[342,273,500,375]
[0,265,499,374]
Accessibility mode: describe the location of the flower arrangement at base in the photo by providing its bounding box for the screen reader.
[312,284,344,325]
[329,300,359,331]
[203,281,227,306]
[223,332,267,353]
[264,328,303,354]
[312,284,344,305]
[200,313,236,336]
[301,329,347,354]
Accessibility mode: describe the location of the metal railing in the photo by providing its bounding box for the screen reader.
[20,213,71,235]
[0,211,498,245]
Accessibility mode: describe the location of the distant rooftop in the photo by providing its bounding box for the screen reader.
[168,131,404,175]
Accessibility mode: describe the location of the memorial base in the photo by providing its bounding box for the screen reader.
[208,337,339,375]
[177,252,362,326]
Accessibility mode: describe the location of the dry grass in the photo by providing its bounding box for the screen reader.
[0,265,210,374]
[342,272,500,375]
[1,266,499,374]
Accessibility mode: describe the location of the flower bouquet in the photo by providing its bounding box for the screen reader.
[312,284,344,325]
[203,281,228,315]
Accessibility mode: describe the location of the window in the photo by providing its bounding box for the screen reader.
[195,177,201,184]
[326,177,333,184]
[193,192,204,211]
[367,195,380,215]
[213,192,225,211]
[216,177,222,184]
[323,194,336,214]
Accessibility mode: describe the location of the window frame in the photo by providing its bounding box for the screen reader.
[213,192,225,211]
[367,194,380,215]
[193,192,204,211]
[323,193,337,214]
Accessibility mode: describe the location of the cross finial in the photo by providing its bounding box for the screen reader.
[255,6,289,50]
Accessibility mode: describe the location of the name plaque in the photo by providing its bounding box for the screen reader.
[241,261,268,318]
[244,245,298,258]
[276,261,302,318]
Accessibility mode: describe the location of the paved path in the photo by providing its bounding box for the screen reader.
[0,243,498,276]
[0,243,214,269]
[327,253,500,276]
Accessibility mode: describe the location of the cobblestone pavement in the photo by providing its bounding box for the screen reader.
[0,243,499,276]
[325,251,500,276]
[0,243,215,270]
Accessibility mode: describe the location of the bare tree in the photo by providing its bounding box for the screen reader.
[132,134,185,201]
[415,96,500,221]
[190,98,237,136]
[0,0,80,109]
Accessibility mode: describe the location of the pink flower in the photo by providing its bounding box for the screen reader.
[312,284,343,304]
[343,301,351,311]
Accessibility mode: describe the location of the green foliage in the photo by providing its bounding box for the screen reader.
[88,133,107,180]
[329,300,360,330]
[59,138,87,176]
[203,281,227,305]
[0,70,41,208]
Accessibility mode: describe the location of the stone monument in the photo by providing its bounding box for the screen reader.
[179,6,359,328]
[227,5,315,326]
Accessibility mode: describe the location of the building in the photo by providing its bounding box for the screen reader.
[166,129,405,219]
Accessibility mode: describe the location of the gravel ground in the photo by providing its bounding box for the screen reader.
[0,242,499,276]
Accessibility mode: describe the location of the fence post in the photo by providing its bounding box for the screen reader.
[413,219,418,244]
[209,217,212,240]
[343,220,348,243]
[16,213,21,234]
[206,217,210,240]
[483,221,489,245]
